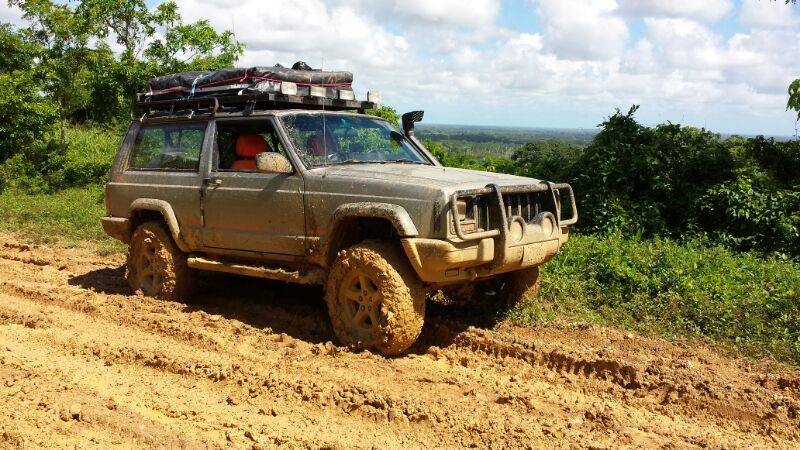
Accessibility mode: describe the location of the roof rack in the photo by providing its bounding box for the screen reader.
[132,92,377,121]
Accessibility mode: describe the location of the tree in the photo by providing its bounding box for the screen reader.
[9,0,244,125]
[366,105,400,127]
[11,0,97,152]
[781,0,799,122]
[789,79,800,123]
[143,18,243,73]
[0,23,56,163]
[76,0,176,59]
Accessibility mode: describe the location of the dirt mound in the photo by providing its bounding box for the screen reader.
[0,232,798,448]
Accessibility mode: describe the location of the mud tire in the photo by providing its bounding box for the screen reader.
[501,266,541,308]
[126,221,193,300]
[325,241,425,356]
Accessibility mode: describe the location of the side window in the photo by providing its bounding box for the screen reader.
[129,123,206,171]
[215,120,291,172]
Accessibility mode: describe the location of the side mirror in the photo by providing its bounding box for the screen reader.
[402,110,424,136]
[255,152,293,174]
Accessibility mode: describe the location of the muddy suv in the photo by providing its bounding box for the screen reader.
[102,92,577,355]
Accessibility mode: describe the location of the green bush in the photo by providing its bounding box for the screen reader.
[442,106,800,257]
[0,125,119,193]
[510,234,800,363]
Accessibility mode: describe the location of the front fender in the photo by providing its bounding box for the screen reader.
[331,202,419,237]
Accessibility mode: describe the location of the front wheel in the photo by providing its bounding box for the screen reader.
[325,241,425,356]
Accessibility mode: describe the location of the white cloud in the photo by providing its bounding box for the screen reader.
[643,18,724,69]
[6,0,799,135]
[175,0,409,71]
[387,0,500,28]
[0,3,24,24]
[617,0,733,23]
[740,0,800,29]
[536,0,629,61]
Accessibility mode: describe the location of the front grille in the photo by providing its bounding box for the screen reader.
[502,192,547,223]
[453,190,556,235]
[450,183,577,240]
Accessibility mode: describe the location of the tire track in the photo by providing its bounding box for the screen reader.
[1,232,799,448]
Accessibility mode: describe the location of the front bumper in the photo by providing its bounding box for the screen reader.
[402,182,576,284]
[402,229,567,284]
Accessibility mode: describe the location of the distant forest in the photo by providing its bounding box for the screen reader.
[416,124,597,158]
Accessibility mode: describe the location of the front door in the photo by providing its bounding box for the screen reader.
[201,118,305,256]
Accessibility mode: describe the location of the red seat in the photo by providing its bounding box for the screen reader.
[232,134,269,171]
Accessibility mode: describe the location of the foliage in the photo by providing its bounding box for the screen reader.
[788,78,800,123]
[76,0,175,58]
[0,0,244,160]
[511,140,581,182]
[0,24,56,163]
[11,0,98,150]
[509,233,800,364]
[0,125,119,193]
[429,106,800,256]
[366,106,400,127]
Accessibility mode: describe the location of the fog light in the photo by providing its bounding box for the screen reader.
[509,219,524,242]
[534,212,557,237]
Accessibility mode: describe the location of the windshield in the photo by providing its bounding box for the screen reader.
[279,113,430,168]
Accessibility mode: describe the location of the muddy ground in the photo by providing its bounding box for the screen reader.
[0,232,799,449]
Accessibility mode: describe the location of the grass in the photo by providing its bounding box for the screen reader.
[1,180,798,365]
[2,124,799,365]
[509,234,800,364]
[0,184,124,254]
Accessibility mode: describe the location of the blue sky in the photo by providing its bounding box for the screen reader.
[3,0,799,136]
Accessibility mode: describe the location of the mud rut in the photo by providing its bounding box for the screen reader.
[0,232,799,448]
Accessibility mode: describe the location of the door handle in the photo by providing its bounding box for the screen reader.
[204,177,223,187]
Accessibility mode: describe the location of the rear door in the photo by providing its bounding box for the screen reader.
[201,117,306,256]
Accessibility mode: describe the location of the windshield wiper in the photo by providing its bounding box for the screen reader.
[324,159,429,166]
[326,159,370,165]
[385,159,428,164]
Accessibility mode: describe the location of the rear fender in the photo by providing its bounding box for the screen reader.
[129,199,190,252]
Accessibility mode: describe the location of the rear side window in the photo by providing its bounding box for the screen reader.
[128,123,206,171]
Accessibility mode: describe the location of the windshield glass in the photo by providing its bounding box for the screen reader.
[279,113,429,168]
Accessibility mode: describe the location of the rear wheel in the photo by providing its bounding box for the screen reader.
[126,221,193,300]
[325,241,425,355]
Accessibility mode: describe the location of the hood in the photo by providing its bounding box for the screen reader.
[313,163,541,191]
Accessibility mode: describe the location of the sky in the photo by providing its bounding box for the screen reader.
[2,0,799,136]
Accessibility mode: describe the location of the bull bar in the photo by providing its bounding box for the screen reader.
[449,182,578,243]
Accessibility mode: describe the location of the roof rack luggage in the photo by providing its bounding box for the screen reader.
[135,61,380,120]
[132,93,378,120]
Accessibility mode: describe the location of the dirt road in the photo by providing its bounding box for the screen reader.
[0,232,799,448]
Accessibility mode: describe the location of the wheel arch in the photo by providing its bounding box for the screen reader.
[323,203,418,267]
[128,198,190,252]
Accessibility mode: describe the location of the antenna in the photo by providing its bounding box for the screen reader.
[231,15,237,64]
[321,56,328,166]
